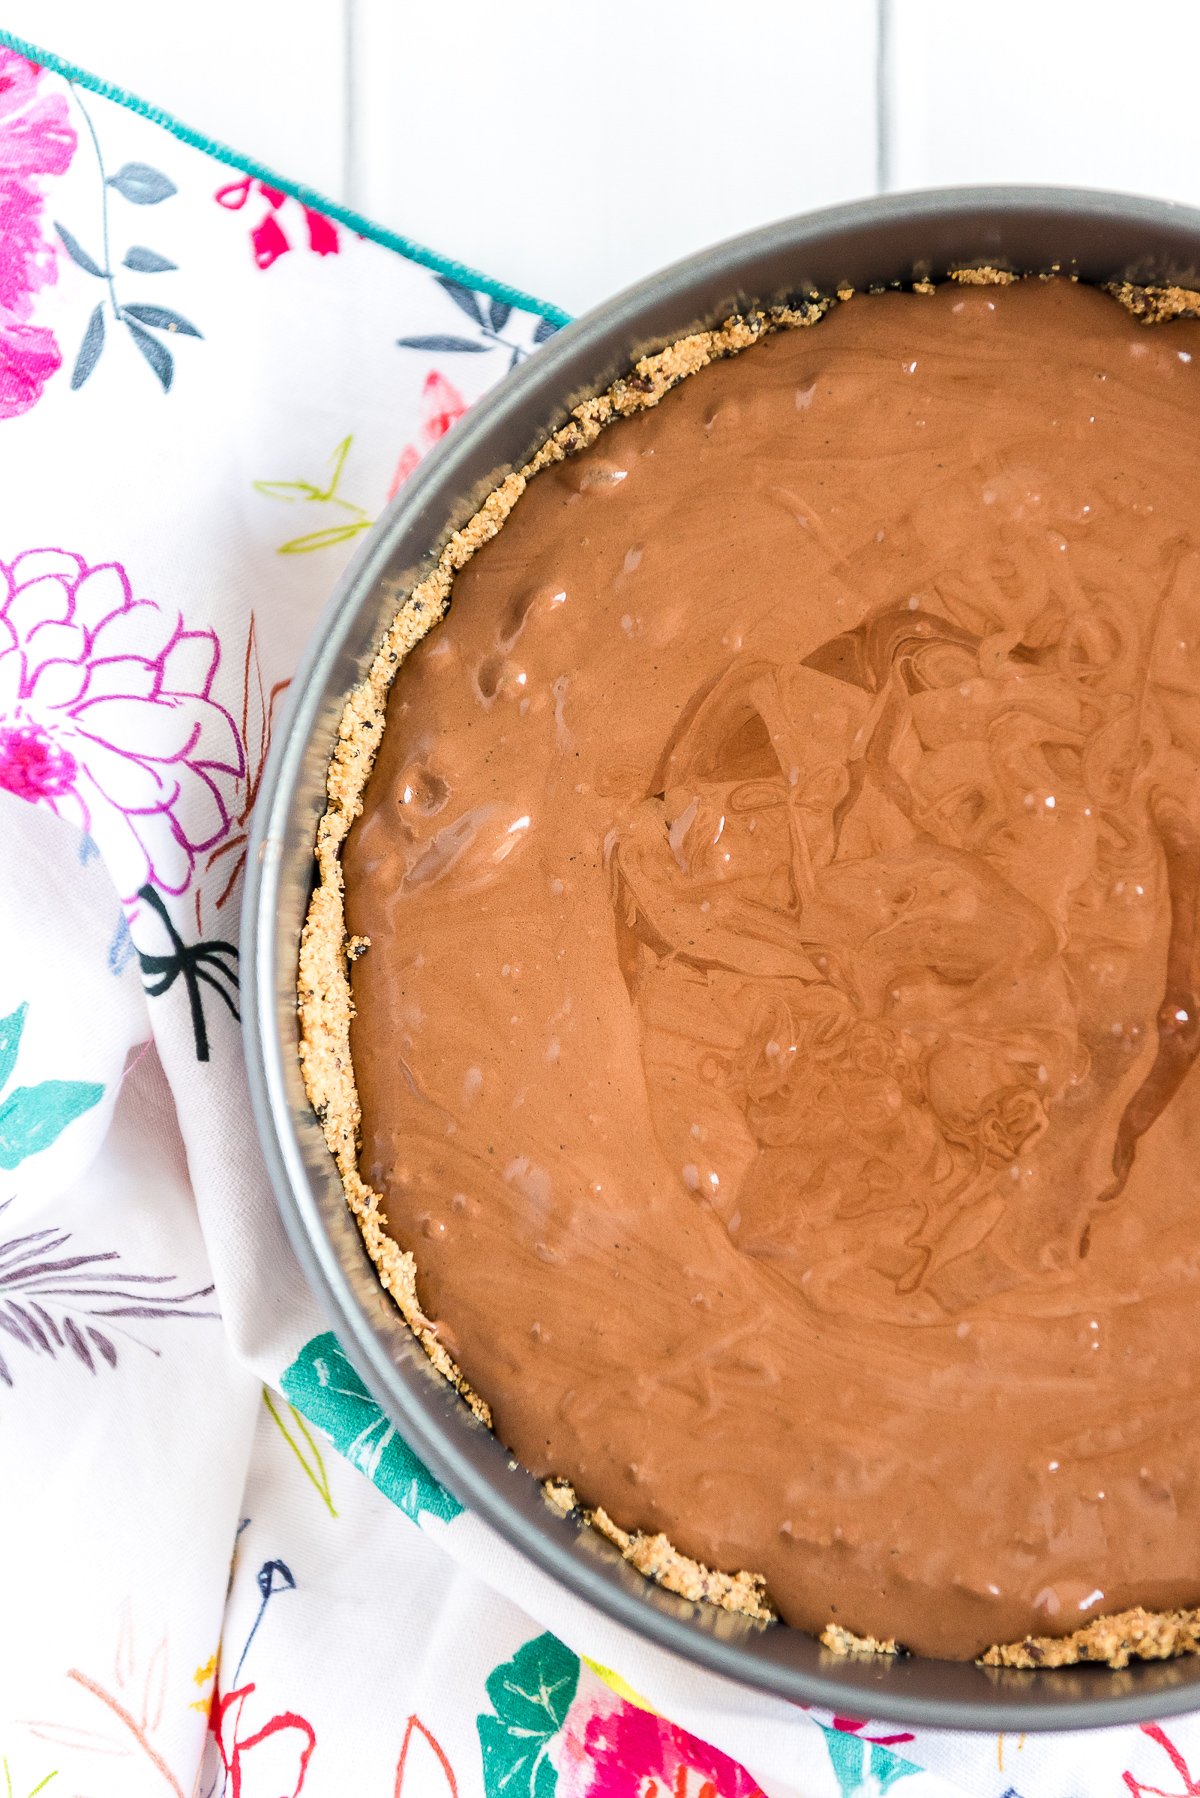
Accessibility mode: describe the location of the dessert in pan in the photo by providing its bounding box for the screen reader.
[301,271,1200,1668]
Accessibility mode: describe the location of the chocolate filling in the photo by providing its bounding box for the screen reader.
[309,277,1200,1662]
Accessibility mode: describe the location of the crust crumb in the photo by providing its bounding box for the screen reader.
[588,1507,774,1621]
[949,265,1018,285]
[1108,280,1200,325]
[820,1624,902,1657]
[982,1606,1200,1670]
[543,1478,577,1516]
[911,279,936,295]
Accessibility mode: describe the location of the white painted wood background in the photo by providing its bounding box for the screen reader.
[11,0,1200,316]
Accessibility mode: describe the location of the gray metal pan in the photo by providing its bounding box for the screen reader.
[243,187,1200,1730]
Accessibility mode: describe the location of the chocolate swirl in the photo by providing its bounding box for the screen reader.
[612,571,1200,1311]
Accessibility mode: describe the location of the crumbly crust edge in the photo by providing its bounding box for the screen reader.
[296,272,1200,1667]
[980,1609,1200,1671]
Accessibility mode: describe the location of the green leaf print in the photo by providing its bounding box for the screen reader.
[253,434,374,555]
[0,1002,103,1170]
[262,1387,338,1517]
[476,1633,580,1798]
[820,1726,919,1796]
[279,1331,462,1524]
[1,1755,59,1797]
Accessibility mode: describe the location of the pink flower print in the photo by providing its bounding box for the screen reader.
[388,369,469,498]
[558,1691,764,1798]
[0,50,76,418]
[0,548,244,903]
[215,175,340,270]
[0,317,61,416]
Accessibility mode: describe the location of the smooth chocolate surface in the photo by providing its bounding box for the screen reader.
[343,280,1200,1658]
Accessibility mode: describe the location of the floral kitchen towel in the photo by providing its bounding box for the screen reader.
[1,34,1198,1798]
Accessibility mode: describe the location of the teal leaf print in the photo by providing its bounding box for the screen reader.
[0,1005,102,1170]
[0,1083,104,1170]
[280,1331,463,1524]
[819,1726,919,1796]
[476,1634,580,1798]
[0,1004,26,1093]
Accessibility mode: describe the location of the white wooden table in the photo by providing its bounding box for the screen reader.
[16,0,1200,317]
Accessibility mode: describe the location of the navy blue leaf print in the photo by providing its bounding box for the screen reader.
[121,304,203,338]
[257,1559,297,1600]
[396,333,489,353]
[435,274,487,327]
[106,162,177,205]
[124,318,174,391]
[53,221,103,277]
[489,298,512,333]
[533,316,561,344]
[71,304,105,389]
[122,245,177,273]
[233,1558,298,1683]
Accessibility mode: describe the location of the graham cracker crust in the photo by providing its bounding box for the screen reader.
[297,269,1200,1670]
[821,1624,902,1657]
[1108,280,1200,324]
[980,1608,1200,1671]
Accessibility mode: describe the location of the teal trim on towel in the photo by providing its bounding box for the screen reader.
[0,29,572,327]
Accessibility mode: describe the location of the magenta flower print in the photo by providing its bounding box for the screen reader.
[557,1690,765,1798]
[0,548,244,903]
[0,50,76,418]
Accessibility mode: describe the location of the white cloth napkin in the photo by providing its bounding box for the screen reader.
[2,34,1197,1798]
